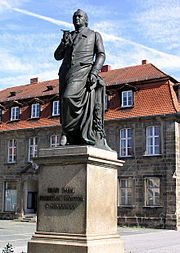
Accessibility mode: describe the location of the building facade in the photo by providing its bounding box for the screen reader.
[0,60,180,229]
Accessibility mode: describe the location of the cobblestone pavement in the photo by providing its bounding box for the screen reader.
[0,221,180,253]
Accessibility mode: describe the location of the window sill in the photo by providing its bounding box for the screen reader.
[143,205,163,208]
[118,205,135,208]
[119,106,134,110]
[8,119,20,123]
[51,114,60,117]
[118,155,133,159]
[28,117,40,120]
[5,162,17,165]
[143,154,162,157]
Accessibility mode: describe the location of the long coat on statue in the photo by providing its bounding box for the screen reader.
[54,26,106,146]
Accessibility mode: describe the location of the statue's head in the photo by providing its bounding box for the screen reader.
[73,9,88,29]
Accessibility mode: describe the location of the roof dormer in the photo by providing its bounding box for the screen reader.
[118,84,139,109]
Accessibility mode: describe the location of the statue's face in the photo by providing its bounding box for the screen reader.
[73,10,86,29]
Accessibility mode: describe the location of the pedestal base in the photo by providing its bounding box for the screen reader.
[28,232,124,253]
[28,146,125,253]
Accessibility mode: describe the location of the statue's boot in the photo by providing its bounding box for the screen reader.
[60,134,67,146]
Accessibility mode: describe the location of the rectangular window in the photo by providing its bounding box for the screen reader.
[145,177,160,206]
[8,139,17,163]
[146,126,160,155]
[122,90,133,107]
[28,137,38,162]
[31,103,40,118]
[4,182,17,212]
[52,101,60,116]
[50,135,60,147]
[105,94,109,111]
[119,178,133,206]
[120,128,132,157]
[11,106,20,121]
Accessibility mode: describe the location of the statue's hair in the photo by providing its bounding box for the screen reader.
[73,9,88,27]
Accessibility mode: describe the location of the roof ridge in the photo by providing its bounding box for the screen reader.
[107,63,152,72]
[0,79,59,93]
[150,64,178,83]
[150,63,169,77]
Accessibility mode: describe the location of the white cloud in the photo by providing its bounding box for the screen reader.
[0,4,179,90]
[101,31,180,63]
[0,0,11,10]
[9,5,180,63]
[0,0,27,13]
[0,69,58,90]
[134,0,180,51]
[0,48,33,73]
[13,7,74,29]
[93,21,123,35]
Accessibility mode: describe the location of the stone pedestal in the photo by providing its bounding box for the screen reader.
[28,146,125,253]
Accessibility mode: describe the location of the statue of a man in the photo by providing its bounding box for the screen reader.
[54,9,110,150]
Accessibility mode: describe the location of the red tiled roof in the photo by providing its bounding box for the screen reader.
[0,101,60,132]
[0,63,179,132]
[105,80,179,120]
[0,79,59,103]
[0,63,172,103]
[100,63,170,86]
[0,118,60,132]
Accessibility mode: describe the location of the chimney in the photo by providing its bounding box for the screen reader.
[142,59,148,65]
[30,77,40,84]
[101,65,111,72]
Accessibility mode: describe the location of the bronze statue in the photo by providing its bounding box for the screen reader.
[54,9,110,150]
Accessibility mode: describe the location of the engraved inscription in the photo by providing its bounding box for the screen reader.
[48,187,59,194]
[62,187,75,194]
[39,187,83,210]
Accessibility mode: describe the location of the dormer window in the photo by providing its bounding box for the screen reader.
[52,100,60,116]
[122,90,133,107]
[10,91,16,97]
[31,103,40,118]
[11,106,20,121]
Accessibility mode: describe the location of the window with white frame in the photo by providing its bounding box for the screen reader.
[119,178,133,206]
[120,128,132,157]
[31,103,40,118]
[50,135,60,147]
[144,177,160,206]
[8,139,17,163]
[52,101,60,116]
[146,126,160,155]
[4,181,17,212]
[28,137,38,162]
[11,106,20,121]
[122,90,133,107]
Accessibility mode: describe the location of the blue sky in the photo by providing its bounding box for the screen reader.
[0,0,180,90]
